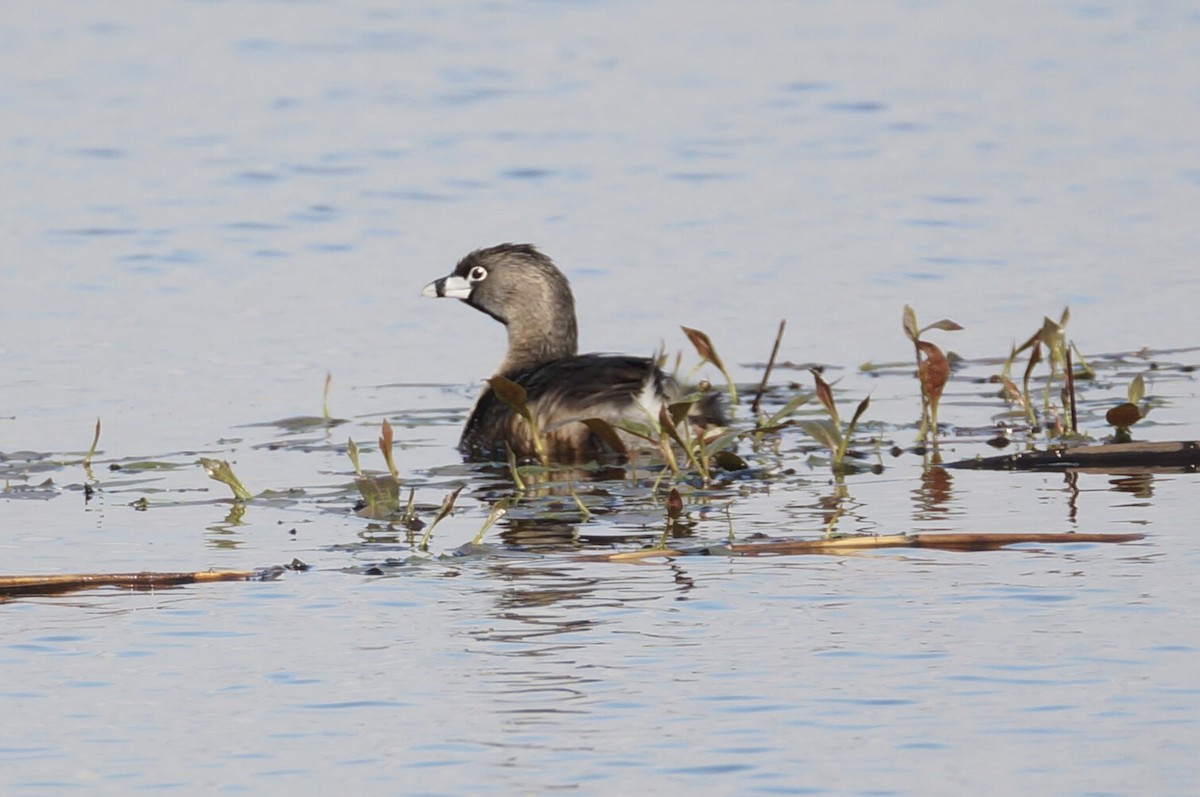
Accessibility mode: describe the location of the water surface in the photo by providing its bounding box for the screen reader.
[2,1,1199,795]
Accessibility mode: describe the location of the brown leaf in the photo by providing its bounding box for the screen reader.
[922,318,964,334]
[811,368,836,419]
[379,419,398,478]
[1105,402,1142,428]
[681,326,726,371]
[902,305,919,343]
[666,487,683,519]
[1000,378,1023,403]
[487,375,530,419]
[916,340,950,404]
[849,395,871,428]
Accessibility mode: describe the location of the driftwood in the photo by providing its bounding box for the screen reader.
[0,569,259,597]
[945,441,1200,472]
[585,531,1145,562]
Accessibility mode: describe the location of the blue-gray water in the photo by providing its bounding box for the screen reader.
[3,2,1199,795]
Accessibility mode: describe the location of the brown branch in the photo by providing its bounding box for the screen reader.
[0,569,260,597]
[581,531,1144,562]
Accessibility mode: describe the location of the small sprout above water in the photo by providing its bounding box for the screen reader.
[418,485,464,551]
[916,340,950,441]
[1106,373,1147,443]
[82,417,102,485]
[347,429,402,519]
[198,458,253,501]
[379,419,399,479]
[489,375,549,468]
[903,305,961,442]
[469,497,512,545]
[682,325,739,405]
[795,369,870,476]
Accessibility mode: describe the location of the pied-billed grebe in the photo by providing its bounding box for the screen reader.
[422,243,724,463]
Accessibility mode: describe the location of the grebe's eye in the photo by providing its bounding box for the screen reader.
[469,266,488,282]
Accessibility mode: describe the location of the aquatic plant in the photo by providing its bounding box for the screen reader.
[198,458,253,501]
[1106,373,1147,443]
[682,325,738,406]
[82,418,101,474]
[488,375,550,468]
[418,485,463,551]
[997,308,1094,437]
[794,368,870,476]
[902,305,961,442]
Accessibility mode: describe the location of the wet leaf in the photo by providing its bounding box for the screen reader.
[581,418,629,456]
[419,485,465,550]
[701,428,744,458]
[198,458,253,501]
[322,372,333,419]
[712,449,749,470]
[612,418,657,443]
[1105,403,1142,428]
[353,474,401,518]
[916,340,950,405]
[666,487,683,519]
[470,497,512,544]
[795,418,841,453]
[347,438,362,475]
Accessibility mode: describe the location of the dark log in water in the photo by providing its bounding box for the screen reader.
[944,440,1200,472]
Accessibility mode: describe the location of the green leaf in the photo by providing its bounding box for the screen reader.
[667,399,694,427]
[1128,373,1145,404]
[794,418,842,453]
[581,418,629,457]
[198,458,253,501]
[612,418,658,443]
[83,417,101,470]
[766,390,814,427]
[419,485,464,550]
[487,375,531,420]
